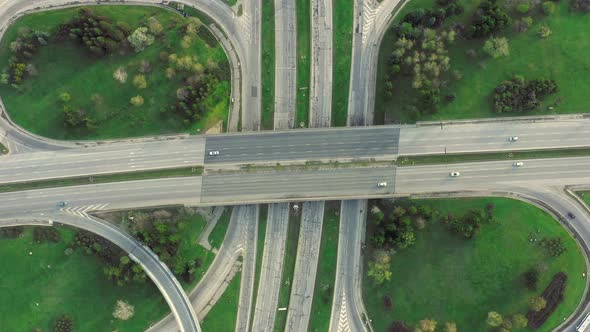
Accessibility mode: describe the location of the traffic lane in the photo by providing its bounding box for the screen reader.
[399,121,590,155]
[204,127,400,163]
[200,167,397,203]
[0,140,204,183]
[395,157,590,194]
[0,177,202,215]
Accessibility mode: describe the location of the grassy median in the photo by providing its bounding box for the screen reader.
[308,202,341,331]
[296,0,311,126]
[0,166,203,193]
[331,0,354,127]
[200,271,242,331]
[274,208,302,330]
[261,1,276,130]
[397,148,590,166]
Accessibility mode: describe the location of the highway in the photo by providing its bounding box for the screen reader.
[285,201,325,331]
[251,203,290,331]
[309,0,333,127]
[273,0,297,129]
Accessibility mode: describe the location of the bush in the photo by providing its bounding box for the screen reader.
[571,0,590,11]
[133,74,147,89]
[469,0,511,38]
[539,237,567,257]
[514,16,533,33]
[0,226,24,239]
[127,27,154,53]
[527,272,568,328]
[112,300,135,320]
[516,3,531,13]
[538,25,552,38]
[389,321,413,332]
[542,1,556,14]
[523,267,540,290]
[529,296,547,312]
[487,311,504,327]
[61,9,128,56]
[482,37,510,59]
[442,208,487,238]
[53,314,74,332]
[33,227,61,243]
[383,295,393,309]
[146,16,163,35]
[130,95,144,106]
[113,67,128,83]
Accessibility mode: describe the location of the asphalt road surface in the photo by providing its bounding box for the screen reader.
[201,167,396,204]
[0,138,204,184]
[203,126,401,164]
[251,203,290,331]
[285,201,325,331]
[309,0,333,127]
[273,0,297,129]
[234,205,259,332]
[329,200,368,332]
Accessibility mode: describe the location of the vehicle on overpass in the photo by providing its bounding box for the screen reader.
[513,162,524,167]
[509,136,519,141]
[577,312,590,331]
[450,172,460,177]
[377,182,387,187]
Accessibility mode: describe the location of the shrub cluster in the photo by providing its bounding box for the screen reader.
[442,207,494,239]
[1,28,49,86]
[571,0,590,12]
[53,314,74,332]
[172,74,219,127]
[469,0,511,38]
[539,237,567,257]
[494,76,558,113]
[0,226,24,239]
[59,8,130,56]
[371,203,434,250]
[527,272,568,328]
[33,227,61,243]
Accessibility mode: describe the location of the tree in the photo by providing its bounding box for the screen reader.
[487,311,503,327]
[523,267,539,290]
[469,0,511,38]
[444,322,457,332]
[133,74,147,89]
[147,16,163,35]
[571,0,590,11]
[542,1,556,15]
[113,300,135,320]
[367,260,392,285]
[418,319,437,332]
[516,3,530,13]
[538,25,552,39]
[59,92,72,103]
[130,95,144,107]
[53,314,74,332]
[529,296,547,312]
[511,314,528,328]
[482,37,510,59]
[113,67,127,83]
[127,27,154,52]
[390,321,413,332]
[514,16,533,33]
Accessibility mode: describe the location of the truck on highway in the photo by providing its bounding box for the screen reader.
[577,312,590,332]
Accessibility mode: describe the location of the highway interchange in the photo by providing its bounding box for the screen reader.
[1,0,590,332]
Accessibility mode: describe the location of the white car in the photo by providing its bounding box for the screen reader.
[208,150,220,156]
[513,161,524,167]
[377,182,388,187]
[509,136,519,141]
[450,172,460,177]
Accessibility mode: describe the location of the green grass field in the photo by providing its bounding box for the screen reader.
[308,202,341,332]
[331,0,354,126]
[364,197,587,331]
[274,209,302,330]
[261,1,276,130]
[0,209,224,331]
[296,0,311,126]
[375,0,590,124]
[200,271,241,331]
[0,6,230,140]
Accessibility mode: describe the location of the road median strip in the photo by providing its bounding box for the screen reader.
[397,148,590,166]
[0,166,203,193]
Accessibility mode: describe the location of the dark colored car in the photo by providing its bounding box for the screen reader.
[567,212,576,219]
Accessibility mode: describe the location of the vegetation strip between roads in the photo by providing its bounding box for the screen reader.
[261,0,276,130]
[331,0,354,127]
[398,148,590,166]
[0,166,203,193]
[296,0,311,126]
